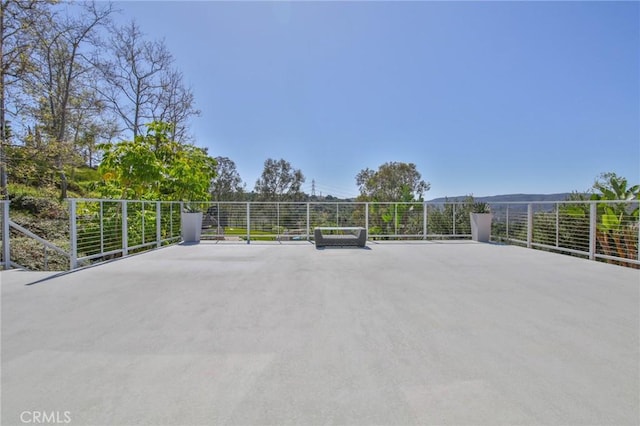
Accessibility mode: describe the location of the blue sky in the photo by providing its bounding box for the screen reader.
[112,1,639,200]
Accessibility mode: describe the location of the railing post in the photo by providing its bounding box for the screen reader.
[506,205,510,241]
[122,200,128,256]
[156,202,162,248]
[555,202,559,247]
[2,201,10,270]
[69,199,77,270]
[217,202,221,236]
[100,201,104,254]
[306,203,310,242]
[179,202,184,241]
[452,203,456,236]
[395,203,398,235]
[527,203,533,248]
[141,202,146,245]
[589,202,597,260]
[170,203,174,238]
[423,202,427,240]
[246,202,251,244]
[365,203,369,234]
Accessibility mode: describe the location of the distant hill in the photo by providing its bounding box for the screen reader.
[427,193,577,203]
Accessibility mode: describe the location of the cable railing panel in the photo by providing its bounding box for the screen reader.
[1,198,637,270]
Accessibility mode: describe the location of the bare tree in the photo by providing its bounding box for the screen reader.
[0,0,54,198]
[26,1,113,198]
[153,68,200,143]
[98,20,173,140]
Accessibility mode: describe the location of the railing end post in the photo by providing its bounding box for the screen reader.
[69,199,78,270]
[2,200,10,270]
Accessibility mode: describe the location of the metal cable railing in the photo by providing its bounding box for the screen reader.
[70,199,182,268]
[490,200,639,267]
[2,199,70,271]
[1,199,637,270]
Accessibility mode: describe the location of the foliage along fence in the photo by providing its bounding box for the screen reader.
[1,199,638,271]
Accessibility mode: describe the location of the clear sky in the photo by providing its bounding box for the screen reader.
[112,1,639,200]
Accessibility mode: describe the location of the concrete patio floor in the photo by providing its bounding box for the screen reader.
[1,241,639,425]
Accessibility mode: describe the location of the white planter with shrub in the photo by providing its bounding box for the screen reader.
[469,202,492,242]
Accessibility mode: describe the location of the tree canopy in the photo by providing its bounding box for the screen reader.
[210,156,245,201]
[356,162,429,202]
[0,1,201,199]
[592,172,639,201]
[254,158,305,201]
[96,122,216,200]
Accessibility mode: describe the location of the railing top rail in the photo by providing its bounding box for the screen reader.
[68,198,183,204]
[65,198,639,206]
[213,201,370,205]
[484,199,639,205]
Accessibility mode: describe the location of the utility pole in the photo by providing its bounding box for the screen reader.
[311,179,316,197]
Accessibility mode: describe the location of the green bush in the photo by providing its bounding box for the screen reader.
[9,195,67,219]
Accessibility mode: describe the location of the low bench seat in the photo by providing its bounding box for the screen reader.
[314,227,367,248]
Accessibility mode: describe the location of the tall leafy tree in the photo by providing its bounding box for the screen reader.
[591,173,639,265]
[356,161,429,202]
[565,172,639,267]
[97,121,216,201]
[210,156,244,201]
[592,172,640,201]
[254,158,305,201]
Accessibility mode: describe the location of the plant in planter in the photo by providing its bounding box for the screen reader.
[169,143,217,244]
[470,202,492,242]
[181,202,206,243]
[97,121,218,244]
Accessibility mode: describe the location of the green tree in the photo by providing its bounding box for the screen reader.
[591,173,639,266]
[592,172,639,202]
[565,173,639,267]
[210,156,244,201]
[97,121,216,201]
[254,158,305,201]
[356,161,429,202]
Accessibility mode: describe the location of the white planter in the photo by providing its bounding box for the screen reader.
[470,213,493,242]
[181,212,203,243]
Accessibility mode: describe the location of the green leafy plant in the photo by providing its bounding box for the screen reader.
[97,121,217,202]
[471,202,490,214]
[590,174,639,267]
